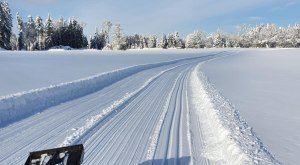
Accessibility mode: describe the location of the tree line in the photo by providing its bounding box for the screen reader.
[1,1,300,51]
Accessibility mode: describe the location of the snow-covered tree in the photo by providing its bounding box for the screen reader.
[36,16,44,50]
[185,31,206,48]
[0,1,12,50]
[48,17,86,49]
[148,35,157,48]
[159,33,168,49]
[44,14,54,49]
[290,24,300,47]
[173,32,184,48]
[90,27,106,49]
[16,12,25,50]
[25,15,37,50]
[112,24,126,50]
[167,33,175,48]
[212,30,225,48]
[10,33,17,50]
[102,21,112,45]
[143,36,148,48]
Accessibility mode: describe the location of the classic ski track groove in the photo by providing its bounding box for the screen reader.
[0,53,229,165]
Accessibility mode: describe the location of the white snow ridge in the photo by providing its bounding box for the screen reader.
[190,64,280,165]
[0,57,197,127]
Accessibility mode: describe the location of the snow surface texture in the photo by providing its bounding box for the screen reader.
[201,49,300,164]
[0,54,220,127]
[48,45,73,51]
[0,49,220,96]
[146,73,180,160]
[191,64,279,164]
[0,49,293,165]
[59,64,185,147]
[0,52,222,164]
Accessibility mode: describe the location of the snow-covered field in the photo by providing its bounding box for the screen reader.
[0,49,219,96]
[0,49,298,164]
[202,49,300,165]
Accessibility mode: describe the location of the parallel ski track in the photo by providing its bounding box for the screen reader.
[83,64,194,164]
[0,52,228,165]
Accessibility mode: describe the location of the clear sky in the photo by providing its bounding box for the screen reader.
[6,0,300,37]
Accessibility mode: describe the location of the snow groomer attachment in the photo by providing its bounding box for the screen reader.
[25,144,84,165]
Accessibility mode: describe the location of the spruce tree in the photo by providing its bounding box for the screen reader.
[160,34,168,49]
[0,1,12,50]
[148,35,157,48]
[26,15,37,50]
[44,14,54,49]
[36,16,44,50]
[16,12,24,50]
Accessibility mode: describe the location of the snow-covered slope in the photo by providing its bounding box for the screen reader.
[201,49,300,164]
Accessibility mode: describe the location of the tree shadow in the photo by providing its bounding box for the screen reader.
[139,156,191,165]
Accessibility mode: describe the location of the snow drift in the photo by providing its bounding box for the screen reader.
[190,64,280,164]
[0,55,218,127]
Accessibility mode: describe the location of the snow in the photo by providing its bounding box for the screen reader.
[201,48,300,164]
[59,64,181,147]
[0,52,224,164]
[48,45,73,51]
[0,53,215,127]
[146,73,180,160]
[0,49,219,96]
[0,48,297,165]
[191,64,278,164]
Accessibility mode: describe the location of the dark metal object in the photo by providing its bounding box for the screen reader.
[24,144,84,165]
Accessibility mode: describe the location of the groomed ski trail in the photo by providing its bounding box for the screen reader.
[0,51,279,165]
[0,54,219,165]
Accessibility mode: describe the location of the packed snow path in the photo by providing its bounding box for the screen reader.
[0,51,278,165]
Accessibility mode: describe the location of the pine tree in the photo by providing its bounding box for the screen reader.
[90,27,106,49]
[173,32,184,48]
[160,33,168,49]
[16,12,25,50]
[26,15,37,50]
[148,35,157,48]
[10,33,17,50]
[44,14,54,49]
[167,33,174,48]
[36,16,44,50]
[0,1,12,50]
[139,35,144,49]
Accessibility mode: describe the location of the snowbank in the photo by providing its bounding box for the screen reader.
[0,55,217,127]
[190,64,279,164]
[0,49,222,96]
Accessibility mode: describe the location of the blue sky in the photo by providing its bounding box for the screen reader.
[7,0,300,37]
